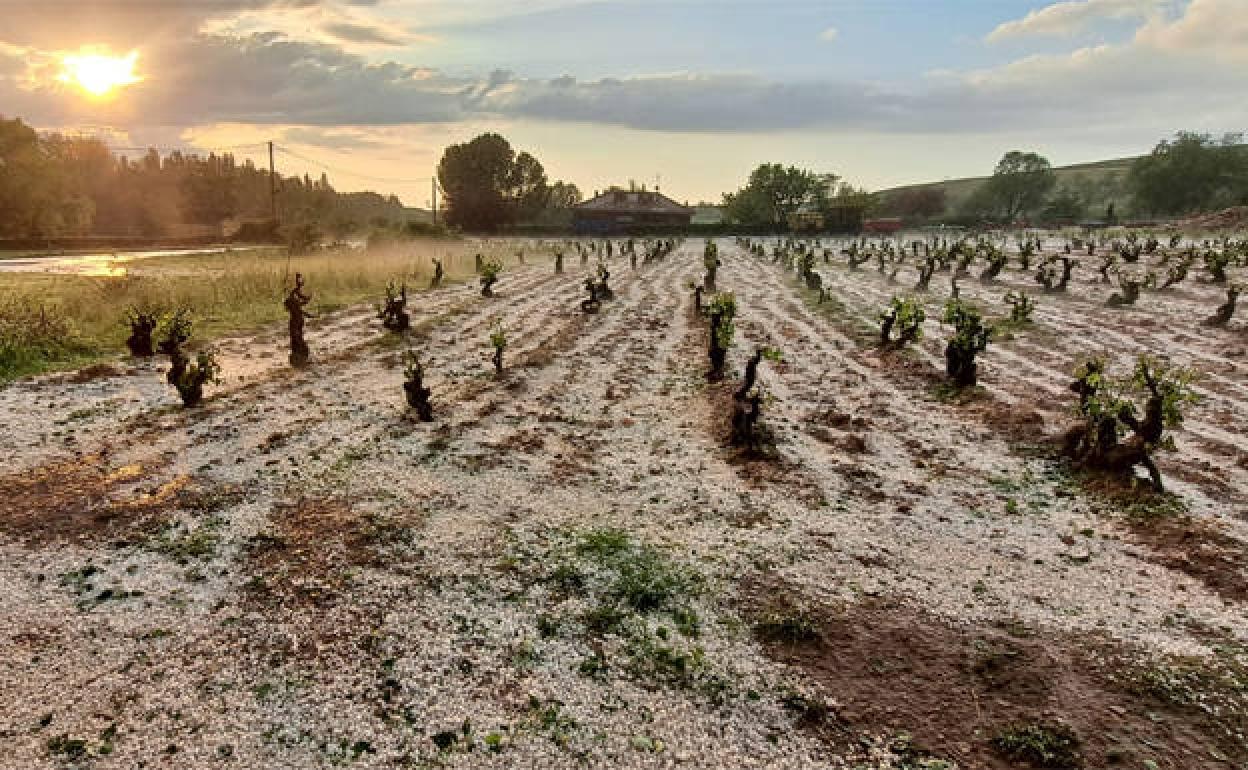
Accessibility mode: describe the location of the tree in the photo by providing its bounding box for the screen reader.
[436,133,550,232]
[0,113,417,239]
[983,151,1056,223]
[722,164,822,227]
[548,181,582,209]
[1128,132,1248,216]
[1039,186,1084,224]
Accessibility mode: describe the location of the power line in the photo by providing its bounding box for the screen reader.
[275,145,431,185]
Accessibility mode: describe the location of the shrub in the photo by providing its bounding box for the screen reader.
[879,296,925,348]
[1106,272,1146,307]
[377,281,410,332]
[1202,285,1240,327]
[156,308,194,386]
[402,351,433,421]
[914,255,937,291]
[1004,291,1035,324]
[489,319,506,375]
[942,299,990,387]
[706,292,737,381]
[731,347,782,452]
[1062,354,1198,492]
[174,350,221,407]
[284,273,313,367]
[703,240,720,290]
[979,247,1009,282]
[1035,257,1073,293]
[479,257,503,298]
[124,305,161,357]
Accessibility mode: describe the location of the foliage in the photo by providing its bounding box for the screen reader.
[437,133,547,231]
[1129,132,1248,216]
[722,164,823,227]
[489,319,506,374]
[879,296,925,348]
[402,351,433,421]
[964,151,1056,223]
[479,257,503,297]
[1064,354,1199,491]
[942,299,991,387]
[174,350,221,407]
[1038,186,1085,224]
[707,293,737,351]
[992,722,1080,768]
[1004,291,1035,324]
[0,297,92,381]
[0,117,414,239]
[377,282,410,332]
[156,308,193,356]
[124,305,161,356]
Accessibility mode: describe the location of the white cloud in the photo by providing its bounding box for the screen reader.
[986,0,1164,43]
[819,27,839,43]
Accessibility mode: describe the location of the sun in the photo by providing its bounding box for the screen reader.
[58,50,142,98]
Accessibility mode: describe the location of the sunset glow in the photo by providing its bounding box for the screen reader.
[58,50,142,97]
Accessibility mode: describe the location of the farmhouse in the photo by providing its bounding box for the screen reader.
[573,188,693,234]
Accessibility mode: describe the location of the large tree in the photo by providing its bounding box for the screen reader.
[436,133,550,232]
[1129,132,1248,216]
[723,164,822,227]
[983,151,1056,223]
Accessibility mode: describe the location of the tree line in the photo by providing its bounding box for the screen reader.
[0,116,417,241]
[878,132,1248,227]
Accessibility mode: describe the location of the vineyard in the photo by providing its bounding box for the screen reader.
[1,233,1246,769]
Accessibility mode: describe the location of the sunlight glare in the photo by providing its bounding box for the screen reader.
[58,50,142,97]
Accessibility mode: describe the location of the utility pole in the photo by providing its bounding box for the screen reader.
[268,141,277,224]
[431,176,438,226]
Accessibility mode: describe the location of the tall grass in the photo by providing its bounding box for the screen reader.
[0,239,535,382]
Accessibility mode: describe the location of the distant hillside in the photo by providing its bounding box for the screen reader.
[879,156,1137,220]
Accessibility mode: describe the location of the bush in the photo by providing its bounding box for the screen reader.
[489,319,506,375]
[402,351,433,421]
[479,257,503,298]
[124,305,161,356]
[174,350,221,407]
[706,292,737,381]
[942,299,990,387]
[1004,291,1035,324]
[1062,354,1198,492]
[879,296,925,348]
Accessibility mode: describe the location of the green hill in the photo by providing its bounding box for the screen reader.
[879,156,1137,221]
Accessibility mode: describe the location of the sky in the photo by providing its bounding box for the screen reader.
[1,0,1245,206]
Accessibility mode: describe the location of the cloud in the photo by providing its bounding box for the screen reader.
[0,1,385,47]
[986,0,1163,42]
[818,27,839,43]
[321,20,417,46]
[1,0,1245,146]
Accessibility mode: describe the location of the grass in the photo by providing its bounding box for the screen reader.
[0,239,528,382]
[992,722,1081,768]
